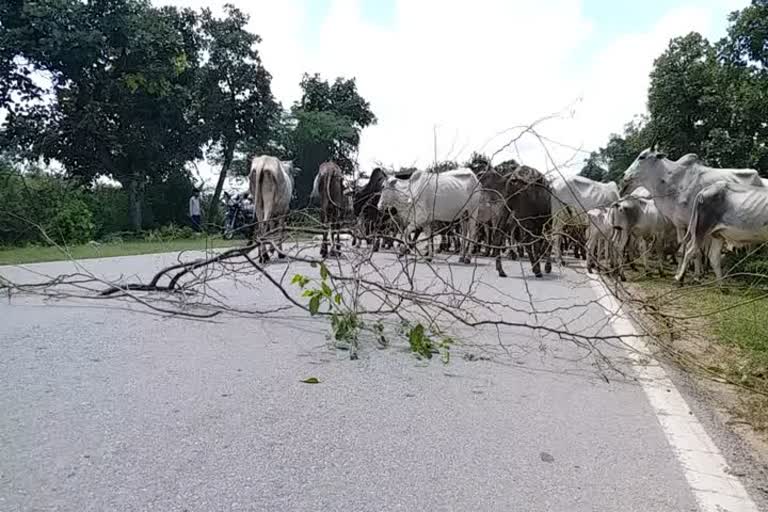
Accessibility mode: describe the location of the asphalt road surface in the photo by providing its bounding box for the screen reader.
[1,248,764,512]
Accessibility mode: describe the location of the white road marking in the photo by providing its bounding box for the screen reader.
[589,277,758,512]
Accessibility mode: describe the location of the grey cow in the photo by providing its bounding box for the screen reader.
[675,181,768,284]
[621,147,764,278]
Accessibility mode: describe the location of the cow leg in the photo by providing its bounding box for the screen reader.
[674,226,687,276]
[494,224,508,278]
[462,214,477,265]
[320,228,329,259]
[424,225,434,262]
[399,224,415,258]
[277,216,287,259]
[654,238,665,277]
[612,229,628,281]
[333,216,342,257]
[527,236,543,278]
[259,219,272,264]
[674,236,699,284]
[586,229,597,274]
[639,237,650,275]
[707,237,725,285]
[553,220,566,266]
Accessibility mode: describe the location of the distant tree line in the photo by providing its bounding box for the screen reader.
[0,0,376,244]
[581,0,768,182]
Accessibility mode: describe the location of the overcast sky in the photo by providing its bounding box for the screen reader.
[103,1,758,186]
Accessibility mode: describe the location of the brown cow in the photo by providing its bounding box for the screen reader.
[316,161,345,258]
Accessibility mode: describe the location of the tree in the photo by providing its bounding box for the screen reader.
[1,0,206,230]
[647,32,721,159]
[578,152,606,182]
[198,4,278,220]
[288,74,377,206]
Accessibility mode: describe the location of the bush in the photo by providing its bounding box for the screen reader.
[144,223,196,242]
[47,199,94,245]
[723,247,768,283]
[87,185,131,238]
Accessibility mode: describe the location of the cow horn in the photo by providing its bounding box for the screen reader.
[648,137,658,151]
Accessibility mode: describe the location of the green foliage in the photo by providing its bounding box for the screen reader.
[198,4,279,217]
[290,266,455,362]
[426,160,459,173]
[48,199,94,245]
[578,153,607,182]
[466,153,491,173]
[598,5,768,178]
[402,322,453,363]
[595,4,768,179]
[288,73,377,206]
[0,165,93,245]
[2,0,208,229]
[143,224,196,242]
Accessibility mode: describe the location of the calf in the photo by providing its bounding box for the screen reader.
[612,194,676,277]
[585,207,614,274]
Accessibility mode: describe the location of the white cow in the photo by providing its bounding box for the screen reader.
[611,193,677,277]
[585,207,614,274]
[249,155,295,263]
[621,148,764,277]
[378,168,481,263]
[549,175,620,264]
[676,181,768,283]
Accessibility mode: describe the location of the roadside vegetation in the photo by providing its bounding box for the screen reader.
[630,273,768,431]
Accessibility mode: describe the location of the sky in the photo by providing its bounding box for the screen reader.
[85,0,760,186]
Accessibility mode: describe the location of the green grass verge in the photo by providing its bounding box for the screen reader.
[636,278,768,357]
[634,276,768,430]
[0,237,242,265]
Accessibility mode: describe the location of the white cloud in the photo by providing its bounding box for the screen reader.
[156,0,729,185]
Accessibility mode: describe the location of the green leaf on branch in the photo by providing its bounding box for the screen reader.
[308,295,321,315]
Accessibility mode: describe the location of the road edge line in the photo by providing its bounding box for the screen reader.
[588,276,758,512]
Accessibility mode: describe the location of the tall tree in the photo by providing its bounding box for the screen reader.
[289,74,376,206]
[578,152,607,182]
[1,0,206,229]
[647,32,721,159]
[198,4,278,220]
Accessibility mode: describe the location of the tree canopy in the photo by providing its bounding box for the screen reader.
[0,0,377,229]
[586,0,768,181]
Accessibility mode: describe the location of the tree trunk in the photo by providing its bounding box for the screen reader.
[128,177,144,231]
[209,142,235,224]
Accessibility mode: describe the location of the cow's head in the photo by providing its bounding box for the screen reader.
[621,146,667,195]
[377,176,406,211]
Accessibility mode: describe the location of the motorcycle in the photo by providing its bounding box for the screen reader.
[222,192,254,239]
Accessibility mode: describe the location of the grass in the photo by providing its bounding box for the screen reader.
[633,275,768,430]
[635,277,768,357]
[0,237,242,265]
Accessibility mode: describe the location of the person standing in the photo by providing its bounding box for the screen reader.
[189,188,202,231]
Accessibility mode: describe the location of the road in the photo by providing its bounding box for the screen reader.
[0,248,764,512]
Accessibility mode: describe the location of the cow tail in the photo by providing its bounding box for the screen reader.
[259,168,274,225]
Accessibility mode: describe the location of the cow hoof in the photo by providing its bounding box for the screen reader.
[544,262,552,274]
[278,252,286,260]
[588,267,594,274]
[534,272,543,278]
[498,271,507,278]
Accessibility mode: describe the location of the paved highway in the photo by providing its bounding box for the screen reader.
[0,249,764,511]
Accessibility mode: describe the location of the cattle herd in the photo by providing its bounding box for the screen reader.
[247,146,768,284]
